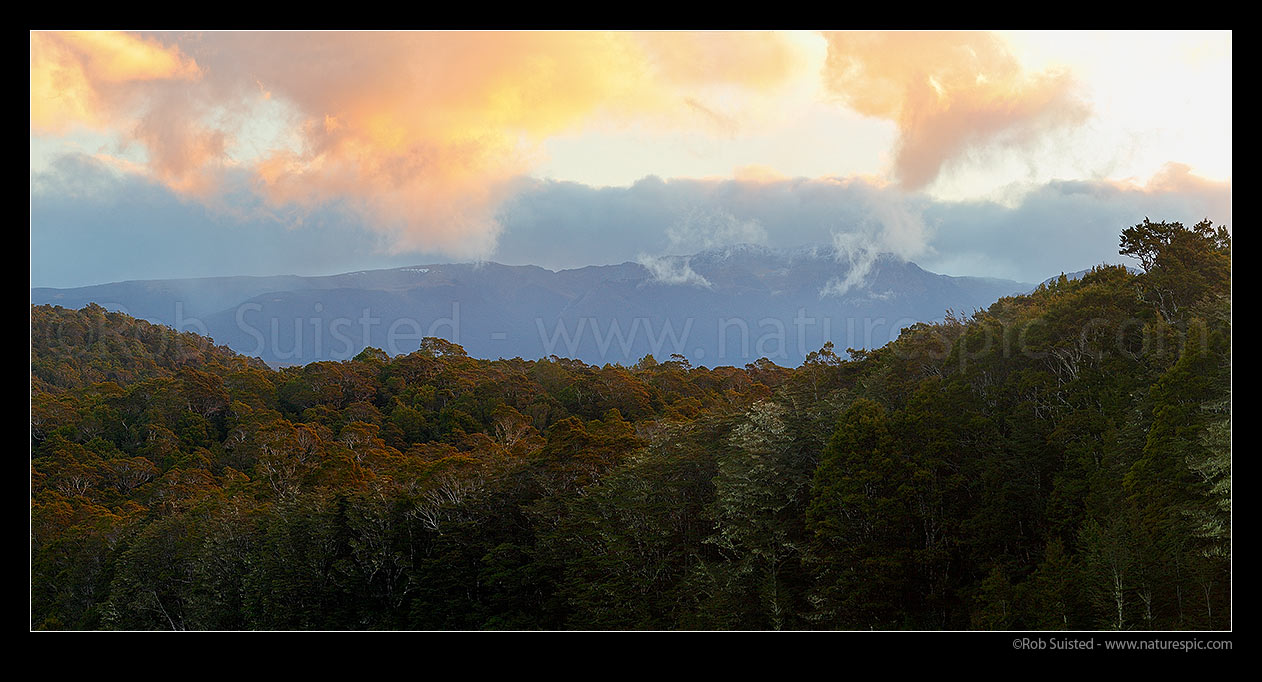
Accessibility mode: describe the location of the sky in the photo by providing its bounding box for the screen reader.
[30,30,1232,288]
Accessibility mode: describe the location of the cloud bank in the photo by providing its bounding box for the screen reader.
[490,170,1228,283]
[31,155,1229,288]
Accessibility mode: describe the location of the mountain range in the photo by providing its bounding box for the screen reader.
[32,245,1036,367]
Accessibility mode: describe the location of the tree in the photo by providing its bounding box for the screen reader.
[696,401,811,630]
[1120,218,1230,319]
[806,399,913,628]
[1018,538,1084,630]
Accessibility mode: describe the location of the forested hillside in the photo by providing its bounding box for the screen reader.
[30,220,1230,630]
[32,245,1031,367]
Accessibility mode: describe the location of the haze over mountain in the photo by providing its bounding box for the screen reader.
[32,245,1033,367]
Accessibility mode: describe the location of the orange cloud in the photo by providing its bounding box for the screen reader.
[1142,162,1230,197]
[1104,162,1232,225]
[31,30,807,257]
[30,31,200,132]
[821,31,1090,189]
[733,164,789,183]
[31,31,227,195]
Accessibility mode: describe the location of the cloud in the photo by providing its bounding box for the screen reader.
[491,170,1228,283]
[32,157,1230,288]
[666,205,767,253]
[918,170,1231,280]
[31,30,809,259]
[819,233,878,298]
[489,174,940,274]
[820,31,1090,189]
[31,31,1229,289]
[30,31,201,133]
[29,153,416,288]
[820,188,930,297]
[30,31,225,195]
[1114,162,1232,224]
[636,255,713,288]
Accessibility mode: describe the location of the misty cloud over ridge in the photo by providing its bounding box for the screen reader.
[31,152,1229,289]
[491,171,1229,282]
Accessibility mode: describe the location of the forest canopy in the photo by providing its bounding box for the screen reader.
[30,219,1230,630]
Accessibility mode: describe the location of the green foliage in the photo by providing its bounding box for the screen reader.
[1121,218,1230,319]
[29,217,1230,630]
